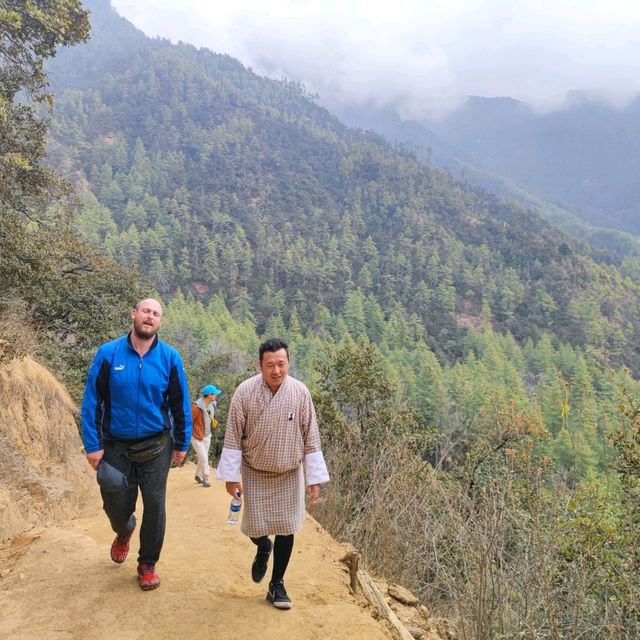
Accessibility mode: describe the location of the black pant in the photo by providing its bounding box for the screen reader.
[101,438,172,565]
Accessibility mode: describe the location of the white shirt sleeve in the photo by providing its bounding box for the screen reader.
[304,450,330,485]
[216,447,242,481]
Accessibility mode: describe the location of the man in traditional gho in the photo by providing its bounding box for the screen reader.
[216,338,330,609]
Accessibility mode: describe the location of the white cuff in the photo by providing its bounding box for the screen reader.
[216,447,242,481]
[304,451,330,485]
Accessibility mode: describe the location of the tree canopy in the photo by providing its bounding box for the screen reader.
[0,0,142,399]
[0,0,89,209]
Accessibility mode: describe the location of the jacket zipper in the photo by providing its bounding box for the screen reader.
[136,355,142,438]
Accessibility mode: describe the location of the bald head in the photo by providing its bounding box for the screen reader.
[135,298,163,315]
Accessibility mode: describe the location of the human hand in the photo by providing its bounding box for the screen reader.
[226,481,242,498]
[85,450,104,471]
[172,450,187,465]
[306,484,320,504]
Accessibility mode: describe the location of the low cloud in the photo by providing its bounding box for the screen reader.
[111,0,640,118]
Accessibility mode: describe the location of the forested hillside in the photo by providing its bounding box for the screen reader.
[3,0,639,636]
[47,1,640,372]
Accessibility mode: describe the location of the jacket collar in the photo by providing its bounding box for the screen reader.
[126,332,159,353]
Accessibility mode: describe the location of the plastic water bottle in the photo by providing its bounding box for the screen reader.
[227,493,242,525]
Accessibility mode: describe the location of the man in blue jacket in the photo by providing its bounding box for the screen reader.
[81,298,192,590]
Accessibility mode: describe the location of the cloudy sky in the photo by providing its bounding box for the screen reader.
[109,0,640,118]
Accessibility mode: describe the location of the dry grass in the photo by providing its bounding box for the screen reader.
[315,418,640,639]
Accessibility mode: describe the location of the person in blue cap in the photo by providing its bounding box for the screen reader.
[190,384,222,487]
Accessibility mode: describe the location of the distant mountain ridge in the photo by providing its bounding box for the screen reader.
[432,94,640,234]
[327,94,640,251]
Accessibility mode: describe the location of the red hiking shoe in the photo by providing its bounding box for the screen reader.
[137,563,161,590]
[110,527,135,564]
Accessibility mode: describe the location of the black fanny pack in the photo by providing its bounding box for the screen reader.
[125,430,171,462]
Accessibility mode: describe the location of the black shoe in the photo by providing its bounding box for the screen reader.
[195,475,203,484]
[251,538,272,583]
[202,479,211,487]
[266,580,292,609]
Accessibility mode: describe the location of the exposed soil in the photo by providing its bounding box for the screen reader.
[0,465,399,640]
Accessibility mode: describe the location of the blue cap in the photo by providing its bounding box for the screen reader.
[202,384,222,396]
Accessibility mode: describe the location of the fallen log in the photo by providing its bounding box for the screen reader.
[357,569,415,640]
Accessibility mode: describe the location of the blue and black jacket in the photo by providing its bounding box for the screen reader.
[81,333,192,453]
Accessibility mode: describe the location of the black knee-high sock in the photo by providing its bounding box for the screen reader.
[271,534,294,584]
[250,535,271,552]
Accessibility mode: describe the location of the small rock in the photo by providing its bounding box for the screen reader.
[407,627,424,639]
[419,604,431,620]
[0,569,11,578]
[388,583,419,606]
[435,619,457,640]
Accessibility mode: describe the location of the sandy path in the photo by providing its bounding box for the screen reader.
[0,463,392,640]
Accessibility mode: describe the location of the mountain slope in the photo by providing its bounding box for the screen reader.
[45,0,640,370]
[326,99,640,258]
[430,94,640,236]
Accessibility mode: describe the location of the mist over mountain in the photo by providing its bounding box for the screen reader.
[328,93,640,251]
[433,94,640,233]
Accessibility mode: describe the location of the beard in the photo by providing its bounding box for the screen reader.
[133,319,159,339]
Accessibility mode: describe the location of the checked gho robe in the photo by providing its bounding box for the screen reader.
[216,374,330,538]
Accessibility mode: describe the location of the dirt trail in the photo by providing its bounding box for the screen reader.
[0,463,394,640]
